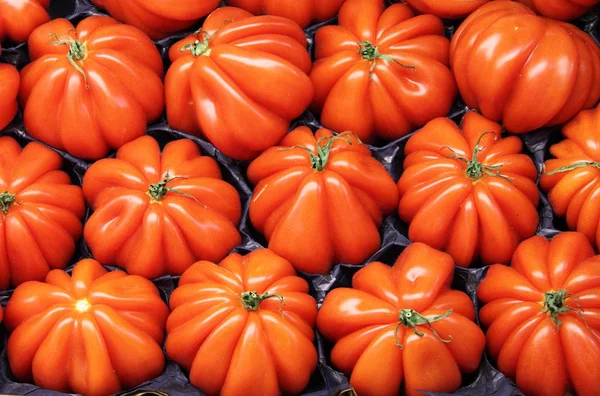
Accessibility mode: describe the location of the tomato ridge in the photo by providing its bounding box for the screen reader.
[394,308,453,348]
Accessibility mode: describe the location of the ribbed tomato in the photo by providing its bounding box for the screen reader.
[397,112,539,267]
[478,232,600,396]
[515,0,600,20]
[0,0,50,43]
[4,258,169,396]
[166,248,318,396]
[402,0,489,18]
[20,16,164,160]
[247,126,399,274]
[0,45,19,131]
[0,137,84,290]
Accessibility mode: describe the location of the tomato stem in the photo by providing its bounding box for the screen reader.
[544,161,600,176]
[542,289,588,327]
[394,309,453,348]
[279,132,360,171]
[0,191,17,218]
[357,41,415,76]
[239,291,284,315]
[49,33,89,89]
[146,172,203,205]
[180,30,212,57]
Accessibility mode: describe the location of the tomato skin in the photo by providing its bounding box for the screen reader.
[165,7,313,161]
[4,258,169,396]
[514,0,600,21]
[0,137,85,290]
[317,243,485,396]
[310,0,456,142]
[247,126,399,274]
[0,52,19,130]
[402,0,489,18]
[166,248,318,396]
[83,135,242,279]
[0,0,50,43]
[478,232,600,396]
[19,16,165,160]
[450,1,600,134]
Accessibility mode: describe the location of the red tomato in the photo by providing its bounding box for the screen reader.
[514,0,600,20]
[165,7,313,161]
[4,258,169,396]
[540,106,600,249]
[0,0,50,43]
[317,243,485,396]
[224,0,345,28]
[451,1,600,134]
[20,16,165,160]
[166,248,318,396]
[0,46,19,131]
[83,135,242,279]
[478,232,600,396]
[397,112,539,267]
[0,137,84,289]
[310,0,456,142]
[403,0,490,18]
[247,126,399,274]
[89,0,221,39]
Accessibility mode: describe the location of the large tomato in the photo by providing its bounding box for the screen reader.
[310,0,456,142]
[402,0,489,18]
[4,258,169,396]
[0,137,84,290]
[89,0,221,39]
[0,46,19,131]
[451,1,600,134]
[20,16,164,160]
[224,0,345,28]
[83,135,242,279]
[166,248,318,396]
[515,0,600,20]
[397,112,539,267]
[478,232,600,396]
[0,0,49,43]
[166,7,313,161]
[247,126,399,274]
[317,243,486,396]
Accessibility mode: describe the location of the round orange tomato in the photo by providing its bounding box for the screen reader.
[20,16,164,160]
[317,242,486,396]
[166,7,313,161]
[403,0,490,18]
[83,135,242,279]
[247,126,399,274]
[478,232,600,396]
[0,46,19,131]
[451,1,600,134]
[0,0,50,43]
[397,112,539,267]
[310,0,456,142]
[0,137,84,290]
[515,0,600,20]
[89,0,221,39]
[5,258,169,396]
[166,248,318,396]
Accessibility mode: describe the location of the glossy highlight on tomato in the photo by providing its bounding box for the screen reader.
[0,137,84,290]
[403,0,489,18]
[20,16,165,160]
[0,0,50,43]
[0,45,19,131]
[166,248,318,396]
[4,258,169,396]
[514,0,600,21]
[247,126,399,274]
[478,232,600,396]
[83,135,242,279]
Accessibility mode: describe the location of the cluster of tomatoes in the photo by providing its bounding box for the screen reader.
[1,0,600,395]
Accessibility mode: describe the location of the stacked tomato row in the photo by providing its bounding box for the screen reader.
[1,0,600,395]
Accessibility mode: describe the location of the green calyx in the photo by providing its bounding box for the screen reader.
[0,191,16,217]
[180,30,212,57]
[280,132,360,172]
[49,32,89,89]
[543,289,579,327]
[239,291,284,312]
[394,309,453,349]
[146,172,201,204]
[544,161,600,176]
[357,41,415,76]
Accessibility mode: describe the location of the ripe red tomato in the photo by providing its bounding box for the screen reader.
[478,232,600,396]
[83,135,242,279]
[317,243,485,396]
[20,16,165,160]
[0,137,84,290]
[165,7,313,161]
[247,126,399,274]
[515,0,600,20]
[310,0,456,142]
[89,0,221,39]
[224,0,345,28]
[397,112,539,267]
[451,1,600,134]
[4,258,169,396]
[0,0,50,43]
[402,0,489,18]
[540,106,600,249]
[0,46,19,131]
[166,248,318,396]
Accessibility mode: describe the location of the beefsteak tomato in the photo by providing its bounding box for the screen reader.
[514,0,600,21]
[0,46,19,131]
[317,242,485,396]
[478,232,600,396]
[0,0,50,43]
[247,126,399,274]
[397,112,539,267]
[166,248,318,396]
[310,0,456,142]
[83,135,242,279]
[0,137,84,290]
[166,7,313,161]
[89,0,221,39]
[4,258,169,396]
[450,1,600,134]
[20,16,164,160]
[402,0,489,18]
